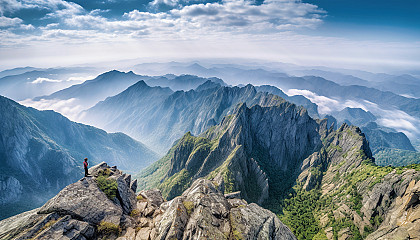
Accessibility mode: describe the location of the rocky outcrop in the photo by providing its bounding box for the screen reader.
[0,162,138,240]
[0,165,296,240]
[365,172,420,240]
[118,178,296,240]
[0,176,23,204]
[0,95,158,220]
[139,101,321,205]
[295,123,420,240]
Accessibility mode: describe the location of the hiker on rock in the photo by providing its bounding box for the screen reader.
[84,158,89,177]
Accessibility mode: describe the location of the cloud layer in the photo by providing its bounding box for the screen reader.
[0,0,325,45]
[286,88,420,139]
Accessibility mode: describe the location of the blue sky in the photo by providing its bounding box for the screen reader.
[303,0,420,41]
[0,0,419,71]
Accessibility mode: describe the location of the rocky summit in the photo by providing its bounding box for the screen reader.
[0,163,296,240]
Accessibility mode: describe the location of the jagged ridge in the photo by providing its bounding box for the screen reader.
[0,163,297,240]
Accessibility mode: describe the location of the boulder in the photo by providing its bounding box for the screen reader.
[140,189,164,207]
[39,177,122,225]
[152,178,296,240]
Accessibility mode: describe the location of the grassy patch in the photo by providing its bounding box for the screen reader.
[97,221,121,235]
[130,209,140,217]
[159,169,191,200]
[183,201,194,215]
[96,175,118,200]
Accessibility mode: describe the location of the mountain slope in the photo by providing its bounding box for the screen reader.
[33,70,148,110]
[0,163,296,240]
[136,102,322,203]
[256,85,320,118]
[0,96,158,220]
[137,99,420,239]
[82,82,295,153]
[330,107,377,127]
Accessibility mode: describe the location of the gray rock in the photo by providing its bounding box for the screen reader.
[140,189,164,207]
[39,177,123,225]
[114,174,137,215]
[130,179,137,192]
[224,191,241,199]
[153,179,296,240]
[32,215,95,240]
[0,175,23,204]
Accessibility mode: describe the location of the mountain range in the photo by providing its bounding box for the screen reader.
[136,99,420,240]
[0,62,419,239]
[81,80,318,154]
[0,95,158,220]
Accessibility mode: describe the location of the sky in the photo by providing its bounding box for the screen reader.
[1,0,420,72]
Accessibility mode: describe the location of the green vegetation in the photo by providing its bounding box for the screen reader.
[312,232,328,240]
[344,160,393,190]
[97,221,121,235]
[224,169,235,194]
[130,209,140,217]
[159,169,191,200]
[136,195,144,201]
[349,186,363,215]
[96,175,118,200]
[135,146,173,191]
[280,187,321,240]
[328,214,362,240]
[374,148,420,167]
[183,201,194,215]
[98,168,111,177]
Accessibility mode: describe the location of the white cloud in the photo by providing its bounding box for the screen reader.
[67,76,94,82]
[0,16,22,27]
[30,77,61,84]
[0,0,419,73]
[19,98,84,121]
[286,89,420,139]
[0,16,34,29]
[286,89,341,114]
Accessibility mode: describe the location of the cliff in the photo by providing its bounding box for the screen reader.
[0,163,296,240]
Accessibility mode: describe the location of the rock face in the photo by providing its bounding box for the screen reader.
[82,81,318,153]
[0,95,158,220]
[0,176,23,204]
[138,102,420,240]
[0,165,296,240]
[118,178,296,240]
[138,101,321,205]
[295,123,420,240]
[0,162,138,240]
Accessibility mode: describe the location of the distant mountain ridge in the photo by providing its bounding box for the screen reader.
[0,95,158,220]
[81,81,315,153]
[0,67,95,101]
[29,70,227,121]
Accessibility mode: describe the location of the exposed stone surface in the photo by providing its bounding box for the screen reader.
[0,165,295,240]
[139,189,164,207]
[39,177,123,225]
[295,123,420,240]
[141,102,321,205]
[0,175,23,204]
[366,178,420,240]
[149,179,295,240]
[0,163,137,240]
